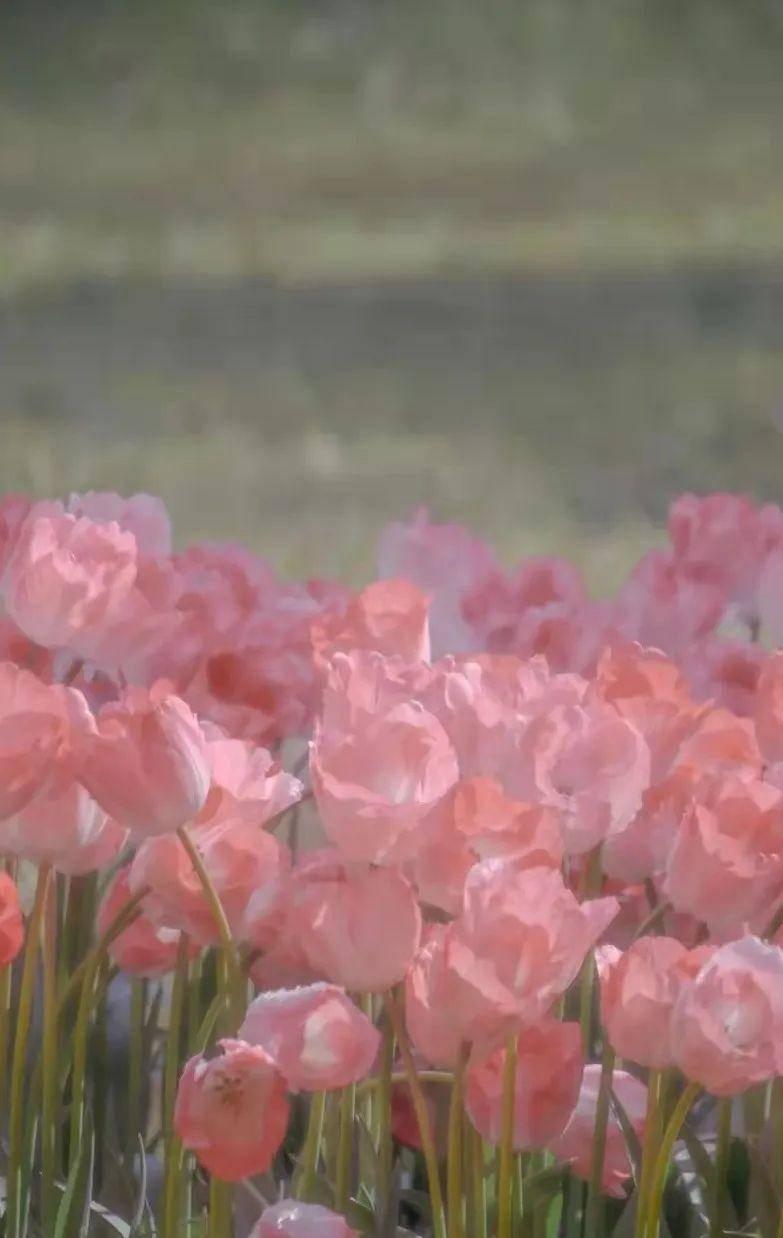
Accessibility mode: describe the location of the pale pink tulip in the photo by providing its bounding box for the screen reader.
[66,490,172,556]
[0,663,72,820]
[549,1066,647,1197]
[78,682,211,837]
[311,577,430,672]
[174,1039,289,1180]
[288,851,421,992]
[465,1019,583,1149]
[310,701,458,864]
[250,1200,356,1237]
[596,937,691,1069]
[0,872,24,965]
[671,936,783,1095]
[240,983,379,1091]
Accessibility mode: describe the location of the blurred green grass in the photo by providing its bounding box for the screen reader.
[2,0,783,586]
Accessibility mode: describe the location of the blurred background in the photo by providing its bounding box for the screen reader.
[2,0,783,588]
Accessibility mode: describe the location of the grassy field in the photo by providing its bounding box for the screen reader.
[2,0,783,587]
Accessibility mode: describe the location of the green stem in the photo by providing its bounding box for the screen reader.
[127,978,147,1160]
[41,869,59,1235]
[635,1070,664,1238]
[177,826,243,1031]
[447,1042,470,1238]
[643,1082,700,1238]
[7,865,51,1238]
[335,1082,356,1213]
[470,1128,487,1238]
[497,1033,519,1238]
[295,1090,327,1201]
[209,1177,233,1238]
[709,1099,732,1238]
[377,1012,396,1205]
[162,933,190,1238]
[384,989,446,1238]
[584,1045,615,1236]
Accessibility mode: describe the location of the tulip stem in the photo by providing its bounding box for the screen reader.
[470,1128,488,1238]
[7,864,51,1238]
[497,1033,518,1238]
[642,1081,700,1238]
[384,989,447,1238]
[41,869,59,1236]
[296,1090,327,1200]
[162,933,190,1238]
[177,826,244,1031]
[634,1069,664,1238]
[377,1013,396,1204]
[447,1042,470,1238]
[584,1044,615,1237]
[127,978,147,1160]
[336,1082,356,1213]
[709,1099,732,1238]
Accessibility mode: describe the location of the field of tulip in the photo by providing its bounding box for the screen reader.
[1,489,783,1236]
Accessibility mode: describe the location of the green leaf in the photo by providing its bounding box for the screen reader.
[54,1116,95,1238]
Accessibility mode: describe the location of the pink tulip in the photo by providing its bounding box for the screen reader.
[663,777,783,938]
[131,820,290,946]
[65,490,172,556]
[239,983,379,1091]
[250,1199,356,1236]
[671,936,783,1096]
[0,762,126,873]
[174,1039,290,1180]
[549,1065,647,1197]
[288,851,421,992]
[2,505,138,654]
[614,549,723,657]
[97,867,195,977]
[0,873,24,965]
[452,776,563,866]
[197,734,302,830]
[596,937,693,1069]
[465,1019,583,1149]
[78,682,211,837]
[310,701,458,864]
[377,507,498,656]
[0,663,73,821]
[458,860,619,1030]
[311,577,431,672]
[755,652,783,764]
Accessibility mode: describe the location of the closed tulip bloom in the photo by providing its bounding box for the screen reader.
[78,682,211,837]
[0,872,24,965]
[596,937,693,1069]
[0,762,127,873]
[198,734,302,830]
[2,505,138,655]
[671,936,783,1096]
[465,1019,583,1149]
[97,867,195,978]
[250,1200,356,1236]
[550,1066,647,1197]
[289,851,421,992]
[239,983,379,1091]
[311,701,458,864]
[755,652,783,764]
[174,1039,289,1180]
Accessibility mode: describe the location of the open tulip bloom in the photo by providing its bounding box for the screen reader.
[3,490,783,1237]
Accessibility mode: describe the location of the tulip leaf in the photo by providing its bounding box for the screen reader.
[54,1116,95,1238]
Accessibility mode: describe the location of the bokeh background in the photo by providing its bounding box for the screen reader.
[2,0,783,588]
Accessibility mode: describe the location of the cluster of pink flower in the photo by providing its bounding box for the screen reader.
[2,488,783,1237]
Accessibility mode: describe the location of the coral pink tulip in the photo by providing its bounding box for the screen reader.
[310,701,458,864]
[2,505,138,654]
[198,734,302,830]
[97,867,195,977]
[174,1039,289,1180]
[550,1065,647,1197]
[0,663,73,820]
[755,652,783,764]
[0,872,24,965]
[239,983,379,1091]
[465,1019,583,1149]
[250,1200,356,1236]
[671,936,783,1095]
[663,776,783,938]
[596,937,694,1069]
[78,682,211,837]
[288,852,421,992]
[311,577,431,672]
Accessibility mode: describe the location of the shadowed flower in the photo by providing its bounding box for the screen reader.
[250,1200,357,1236]
[174,1039,289,1180]
[549,1065,647,1197]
